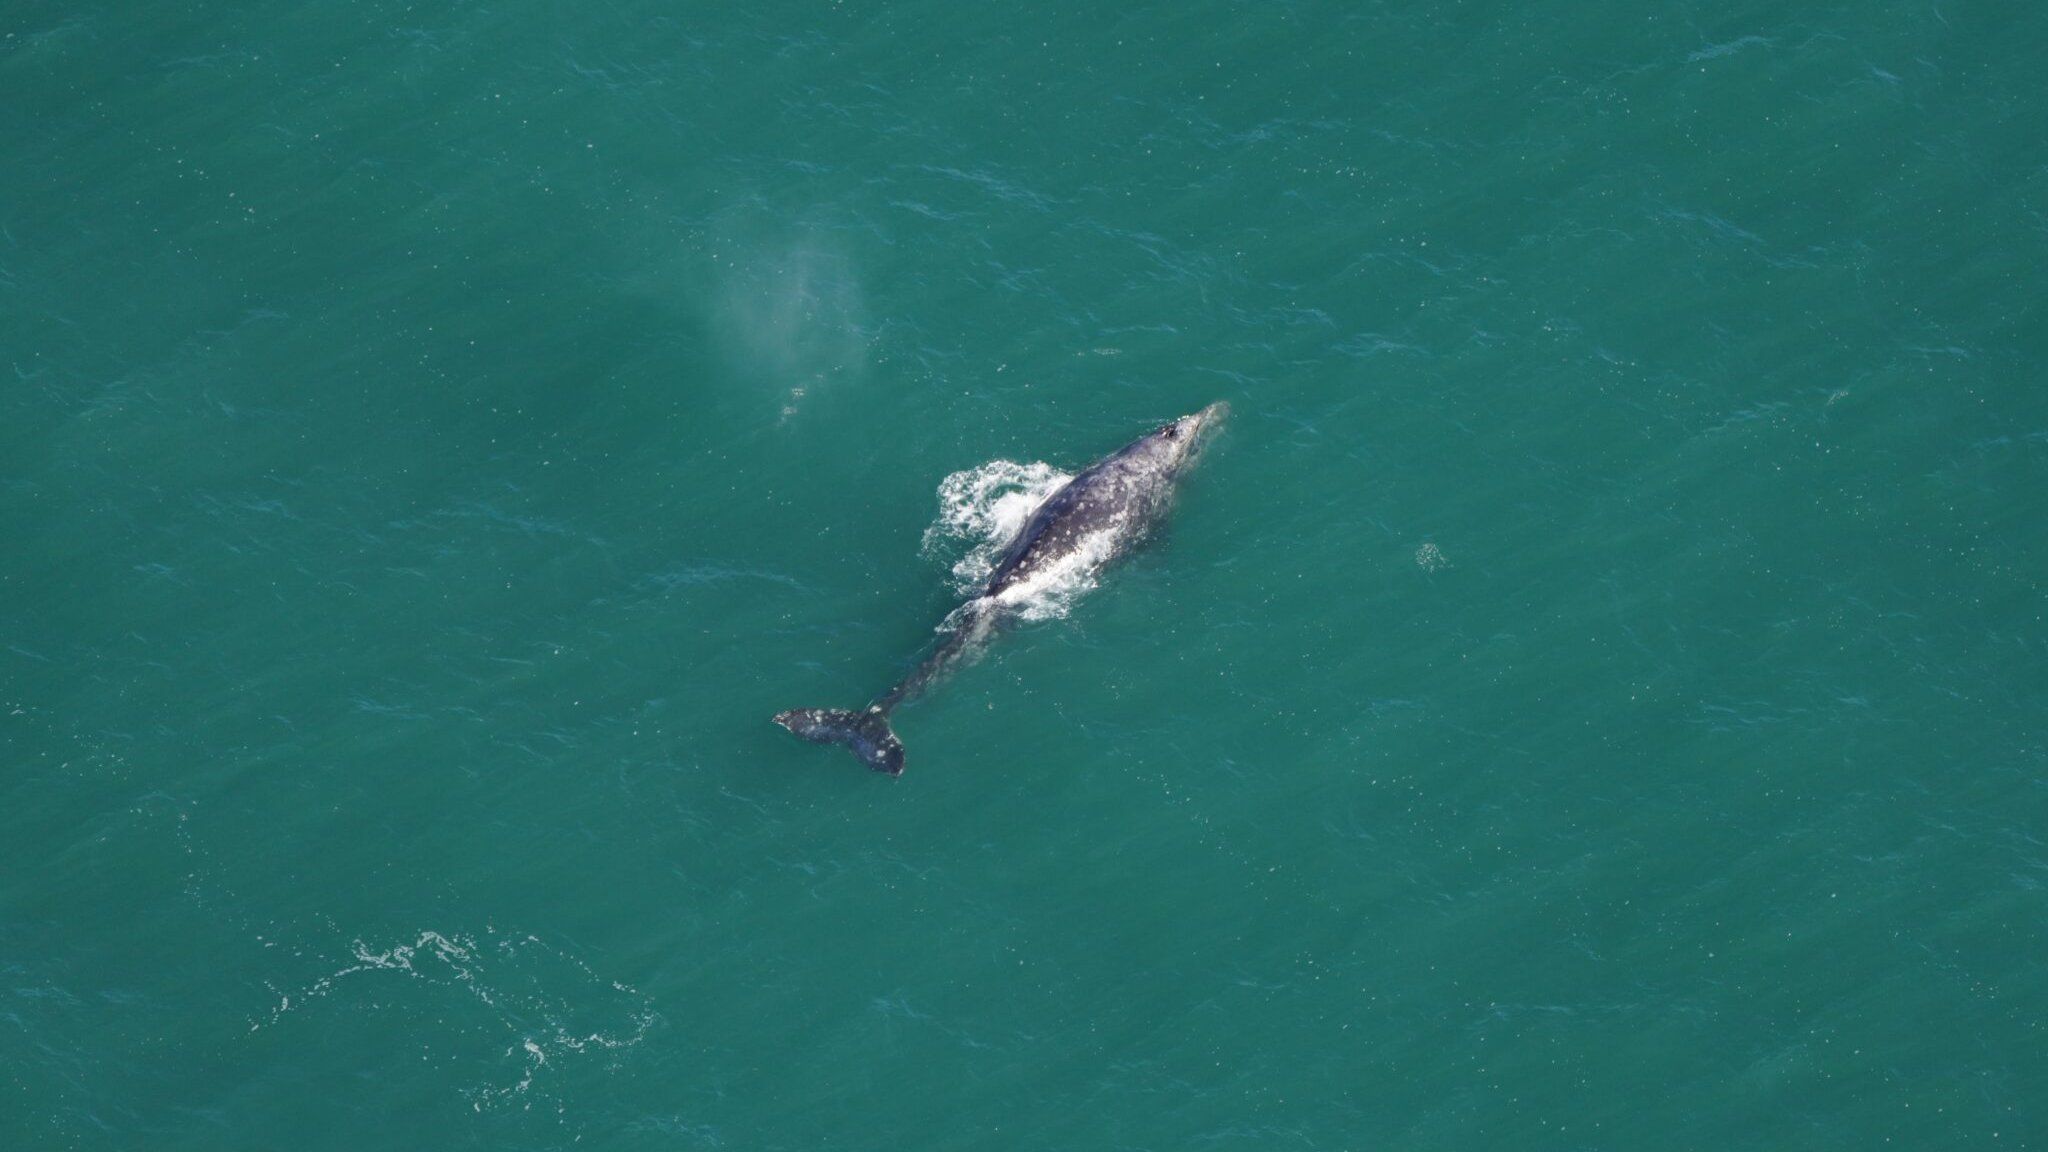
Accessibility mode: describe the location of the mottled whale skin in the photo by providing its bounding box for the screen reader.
[774,402,1228,776]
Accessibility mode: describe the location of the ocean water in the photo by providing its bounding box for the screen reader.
[4,1,2045,1147]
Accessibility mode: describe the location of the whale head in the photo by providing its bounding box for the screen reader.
[1143,401,1229,474]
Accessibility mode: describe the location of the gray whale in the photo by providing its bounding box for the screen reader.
[774,402,1228,776]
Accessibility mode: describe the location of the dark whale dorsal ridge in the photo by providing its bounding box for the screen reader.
[773,403,1228,776]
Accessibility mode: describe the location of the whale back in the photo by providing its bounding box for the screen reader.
[983,434,1177,598]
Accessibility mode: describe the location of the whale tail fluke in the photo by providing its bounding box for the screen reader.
[773,707,905,776]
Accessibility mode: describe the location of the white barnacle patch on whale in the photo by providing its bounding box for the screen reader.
[989,521,1125,621]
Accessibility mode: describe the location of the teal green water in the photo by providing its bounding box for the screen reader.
[5,1,2046,1146]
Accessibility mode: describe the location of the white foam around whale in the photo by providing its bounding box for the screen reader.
[924,458,1110,621]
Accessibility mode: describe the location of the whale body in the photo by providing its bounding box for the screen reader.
[773,402,1228,776]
